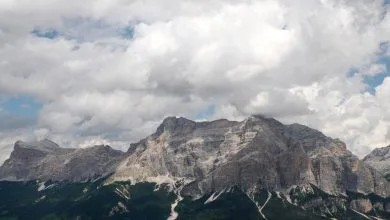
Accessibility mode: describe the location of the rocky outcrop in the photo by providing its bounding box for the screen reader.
[0,139,125,182]
[1,115,389,201]
[110,115,390,198]
[363,145,390,177]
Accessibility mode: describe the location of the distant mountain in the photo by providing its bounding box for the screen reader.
[1,116,390,219]
[363,145,390,181]
[112,116,389,198]
[0,139,125,182]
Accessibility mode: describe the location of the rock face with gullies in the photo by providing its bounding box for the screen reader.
[110,115,390,198]
[0,139,125,182]
[2,115,390,217]
[363,145,390,178]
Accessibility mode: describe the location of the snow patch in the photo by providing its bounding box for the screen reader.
[204,188,226,204]
[284,194,293,204]
[37,182,55,192]
[259,191,272,220]
[146,175,176,191]
[246,187,271,220]
[35,195,46,203]
[109,201,129,216]
[108,174,179,189]
[168,196,181,220]
[338,192,347,197]
[117,202,129,212]
[356,190,368,196]
[167,178,192,220]
[115,185,130,200]
[187,137,204,144]
[37,182,46,192]
[351,209,371,219]
[63,158,71,165]
[275,191,281,199]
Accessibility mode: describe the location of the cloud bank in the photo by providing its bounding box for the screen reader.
[0,0,389,163]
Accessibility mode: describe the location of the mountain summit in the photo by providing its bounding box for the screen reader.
[363,145,390,180]
[1,116,390,219]
[0,140,125,182]
[111,115,389,197]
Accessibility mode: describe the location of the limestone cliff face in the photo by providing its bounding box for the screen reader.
[1,116,389,198]
[110,116,390,197]
[0,139,125,182]
[363,145,390,177]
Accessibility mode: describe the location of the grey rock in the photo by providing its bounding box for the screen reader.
[1,115,389,200]
[111,115,390,197]
[363,145,390,176]
[0,140,125,182]
[289,184,348,217]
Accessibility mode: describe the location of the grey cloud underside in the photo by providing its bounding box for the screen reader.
[0,114,36,131]
[0,0,389,161]
[2,116,390,200]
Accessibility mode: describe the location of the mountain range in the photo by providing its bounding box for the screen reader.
[1,115,390,220]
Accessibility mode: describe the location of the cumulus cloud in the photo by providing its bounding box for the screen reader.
[0,0,389,164]
[362,63,387,76]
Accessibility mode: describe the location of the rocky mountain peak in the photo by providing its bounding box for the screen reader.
[155,116,197,136]
[364,145,390,159]
[78,144,124,157]
[363,145,390,177]
[14,139,60,153]
[2,116,390,207]
[9,139,61,163]
[0,140,125,182]
[154,115,285,139]
[249,114,284,126]
[112,116,390,198]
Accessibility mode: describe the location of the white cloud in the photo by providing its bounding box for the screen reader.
[362,63,387,76]
[0,0,389,162]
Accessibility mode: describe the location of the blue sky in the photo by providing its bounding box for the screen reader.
[28,18,390,121]
[0,96,42,131]
[364,72,389,95]
[31,18,134,42]
[0,0,389,160]
[0,96,43,118]
[364,42,390,94]
[196,105,216,120]
[2,42,389,122]
[345,42,390,95]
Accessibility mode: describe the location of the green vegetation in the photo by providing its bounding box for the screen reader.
[262,191,326,220]
[177,186,260,220]
[1,181,390,220]
[0,181,175,220]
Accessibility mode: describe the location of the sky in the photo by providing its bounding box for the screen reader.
[0,0,389,163]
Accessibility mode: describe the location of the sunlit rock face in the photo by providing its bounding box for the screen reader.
[2,115,390,219]
[110,115,390,197]
[364,145,390,177]
[1,115,389,201]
